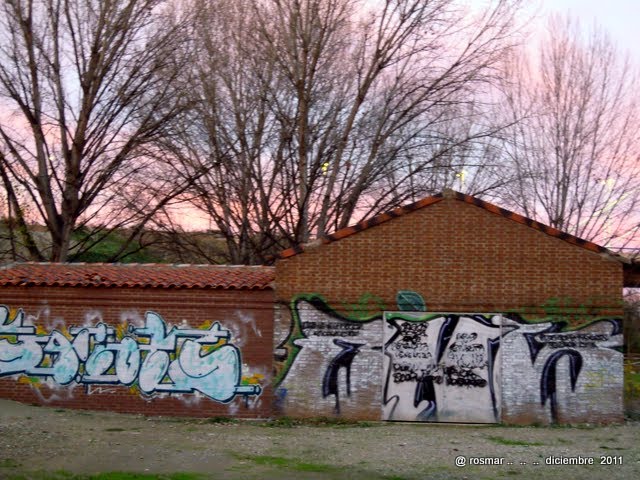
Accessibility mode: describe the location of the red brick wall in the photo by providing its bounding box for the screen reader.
[0,286,274,418]
[276,197,623,315]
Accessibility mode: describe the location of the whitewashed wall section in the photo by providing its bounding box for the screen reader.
[275,295,623,423]
[0,305,263,403]
[383,313,502,423]
[500,317,623,424]
[383,313,623,423]
[276,298,383,417]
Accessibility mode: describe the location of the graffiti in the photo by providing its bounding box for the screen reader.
[435,315,459,363]
[274,387,288,412]
[382,314,502,423]
[501,316,622,424]
[396,291,426,312]
[322,339,365,413]
[447,333,486,369]
[274,290,623,424]
[339,293,386,320]
[413,376,438,421]
[387,321,436,384]
[301,321,362,337]
[506,295,624,322]
[0,306,261,403]
[444,366,487,387]
[540,349,583,423]
[444,333,487,387]
[535,332,609,349]
[275,294,383,417]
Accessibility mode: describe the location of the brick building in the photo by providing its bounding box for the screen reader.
[273,190,628,424]
[0,190,635,424]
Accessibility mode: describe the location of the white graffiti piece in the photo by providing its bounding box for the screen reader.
[383,314,502,424]
[0,306,261,403]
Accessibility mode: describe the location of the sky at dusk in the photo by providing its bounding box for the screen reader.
[178,0,640,235]
[536,0,640,64]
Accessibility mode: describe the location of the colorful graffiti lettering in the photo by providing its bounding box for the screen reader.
[0,306,261,402]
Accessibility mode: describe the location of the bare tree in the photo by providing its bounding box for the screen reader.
[498,14,640,249]
[0,0,199,262]
[176,0,523,264]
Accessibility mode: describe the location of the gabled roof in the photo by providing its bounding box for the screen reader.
[276,190,628,263]
[0,263,275,289]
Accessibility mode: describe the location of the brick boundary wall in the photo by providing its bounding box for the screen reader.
[0,286,274,418]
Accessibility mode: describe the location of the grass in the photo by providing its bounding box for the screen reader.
[247,455,334,473]
[486,435,545,447]
[259,416,378,428]
[202,416,239,424]
[234,454,390,477]
[231,454,418,480]
[624,359,640,419]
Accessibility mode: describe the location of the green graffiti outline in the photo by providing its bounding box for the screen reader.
[274,293,385,386]
[338,292,387,320]
[274,293,624,386]
[505,295,624,320]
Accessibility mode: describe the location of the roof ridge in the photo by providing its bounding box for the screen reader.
[274,193,445,260]
[274,190,627,262]
[449,190,628,263]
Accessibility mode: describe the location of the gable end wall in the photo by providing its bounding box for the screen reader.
[276,198,622,315]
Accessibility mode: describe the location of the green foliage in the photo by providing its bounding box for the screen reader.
[71,230,163,263]
[624,358,640,419]
[624,361,640,397]
[623,296,640,355]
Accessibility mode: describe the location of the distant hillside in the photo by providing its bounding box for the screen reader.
[0,223,229,264]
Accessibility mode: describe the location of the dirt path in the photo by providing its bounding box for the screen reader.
[1,400,639,479]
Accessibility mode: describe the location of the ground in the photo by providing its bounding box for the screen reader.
[0,400,639,480]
